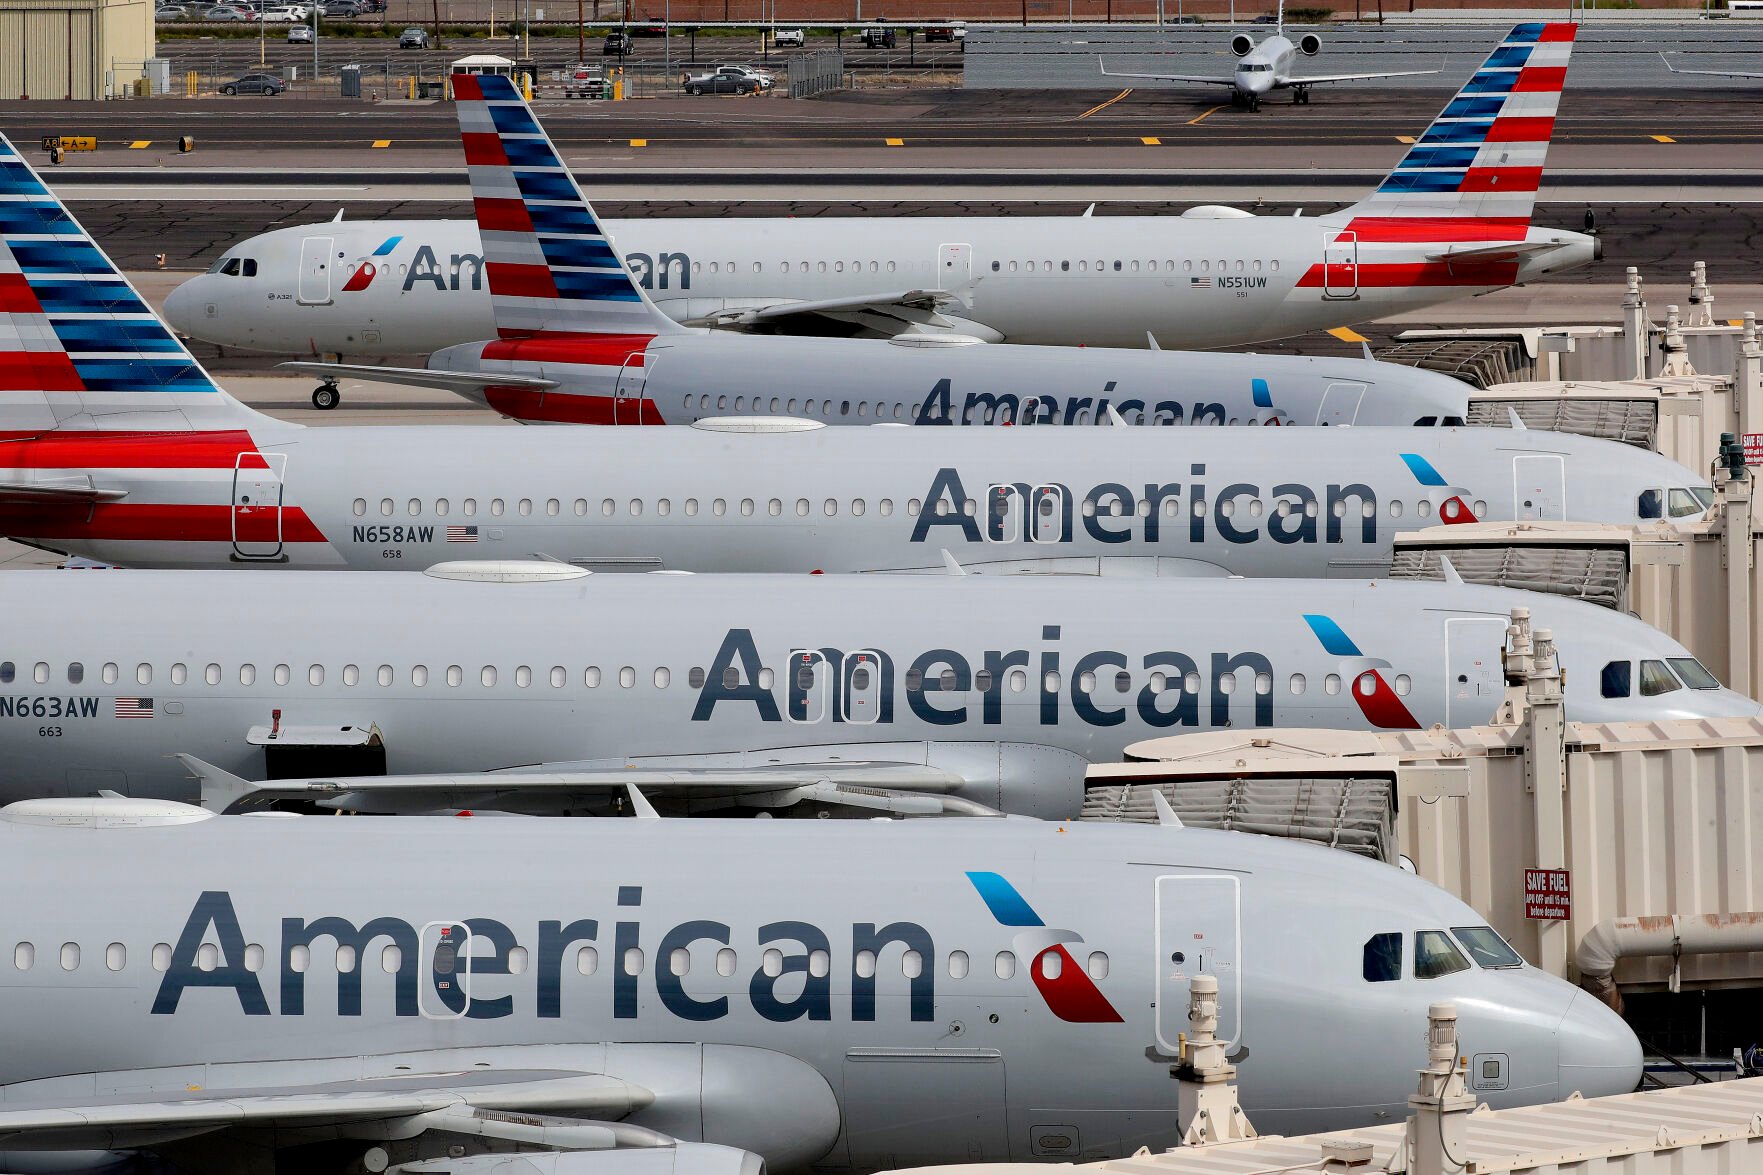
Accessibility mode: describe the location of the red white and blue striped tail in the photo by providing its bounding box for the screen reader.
[0,133,255,435]
[453,72,682,338]
[1334,23,1576,241]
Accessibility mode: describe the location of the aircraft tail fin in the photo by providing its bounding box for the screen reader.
[0,134,264,436]
[1333,23,1576,236]
[452,72,683,339]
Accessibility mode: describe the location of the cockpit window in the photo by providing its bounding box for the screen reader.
[1362,932,1402,982]
[1442,416,1465,427]
[206,255,236,275]
[242,259,258,277]
[1600,660,1631,699]
[1637,489,1662,520]
[1413,930,1470,979]
[1414,416,1438,427]
[1639,659,1681,697]
[1669,657,1720,690]
[1669,488,1711,518]
[1450,926,1522,969]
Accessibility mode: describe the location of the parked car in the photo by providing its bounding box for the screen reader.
[563,63,604,97]
[287,22,313,40]
[321,0,361,15]
[924,20,964,41]
[682,65,763,94]
[154,4,187,18]
[398,25,430,47]
[772,25,804,46]
[219,72,286,94]
[259,6,304,21]
[602,30,632,55]
[203,5,250,19]
[630,18,666,34]
[718,63,774,89]
[852,24,895,47]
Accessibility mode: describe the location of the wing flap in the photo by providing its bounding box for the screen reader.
[277,361,557,394]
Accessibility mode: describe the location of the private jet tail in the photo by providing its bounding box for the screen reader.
[0,133,268,436]
[453,72,685,339]
[1331,23,1576,238]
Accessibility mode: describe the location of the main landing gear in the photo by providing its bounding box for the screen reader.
[1292,86,1311,105]
[312,381,340,410]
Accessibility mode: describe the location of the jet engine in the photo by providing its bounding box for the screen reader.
[1230,32,1255,56]
[1298,32,1321,55]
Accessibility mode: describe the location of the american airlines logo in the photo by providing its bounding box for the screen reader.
[148,881,1104,1024]
[384,244,693,294]
[915,380,1239,427]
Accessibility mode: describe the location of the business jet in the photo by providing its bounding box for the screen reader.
[0,810,1642,1175]
[1659,51,1763,81]
[1100,8,1441,110]
[161,22,1595,395]
[0,566,1752,816]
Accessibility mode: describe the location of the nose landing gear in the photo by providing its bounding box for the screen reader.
[312,381,340,411]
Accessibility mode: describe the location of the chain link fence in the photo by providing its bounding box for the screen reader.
[786,49,842,95]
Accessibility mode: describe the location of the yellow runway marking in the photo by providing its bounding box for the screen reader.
[1328,327,1370,344]
[371,139,391,148]
[630,138,648,147]
[885,137,904,146]
[1651,134,1676,143]
[1140,136,1161,145]
[1396,135,1416,144]
[1077,88,1132,119]
[1186,105,1227,125]
[128,140,150,149]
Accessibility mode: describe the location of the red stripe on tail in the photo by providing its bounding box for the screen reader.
[474,197,535,234]
[485,262,558,300]
[0,274,42,314]
[1513,66,1567,92]
[461,131,509,167]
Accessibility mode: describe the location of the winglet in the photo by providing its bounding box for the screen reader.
[177,754,267,813]
[1507,407,1526,430]
[1437,554,1464,585]
[624,782,661,819]
[1146,331,1163,352]
[1105,404,1129,427]
[1149,788,1184,828]
[941,548,967,576]
[1082,203,1096,218]
[1362,340,1375,363]
[331,208,345,222]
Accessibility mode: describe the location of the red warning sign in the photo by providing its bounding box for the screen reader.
[1524,868,1571,920]
[1744,433,1763,467]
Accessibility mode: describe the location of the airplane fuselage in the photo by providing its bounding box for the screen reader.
[0,814,1642,1166]
[164,214,1597,357]
[0,423,1709,572]
[0,573,1752,810]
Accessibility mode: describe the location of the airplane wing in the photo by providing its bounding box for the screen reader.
[688,288,987,338]
[180,754,1001,817]
[277,361,558,394]
[1659,52,1763,79]
[1098,59,1239,85]
[1282,67,1442,85]
[0,1069,651,1150]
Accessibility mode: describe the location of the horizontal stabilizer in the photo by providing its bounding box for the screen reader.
[0,1070,650,1150]
[0,480,127,504]
[277,361,557,394]
[1424,240,1565,263]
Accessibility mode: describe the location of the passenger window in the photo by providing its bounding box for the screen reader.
[1637,489,1662,520]
[106,943,125,971]
[353,499,366,516]
[446,665,463,687]
[412,665,429,686]
[854,949,876,979]
[585,666,601,687]
[1601,661,1632,698]
[717,947,737,976]
[378,665,394,687]
[713,499,727,517]
[490,499,504,517]
[574,499,587,516]
[516,666,532,688]
[995,951,1016,979]
[205,663,221,686]
[13,942,32,970]
[481,666,497,687]
[623,948,644,976]
[240,664,256,685]
[67,662,83,684]
[1289,673,1306,694]
[948,950,969,978]
[437,499,450,516]
[1451,926,1523,969]
[619,666,635,688]
[60,943,80,971]
[1640,660,1681,696]
[152,943,171,972]
[1670,657,1720,690]
[654,667,670,688]
[169,663,187,685]
[102,663,118,685]
[1087,952,1109,979]
[740,499,754,517]
[577,946,598,974]
[308,665,324,686]
[518,499,532,516]
[1413,930,1471,978]
[464,498,477,516]
[1362,932,1402,982]
[550,666,566,688]
[408,498,421,516]
[685,499,699,516]
[380,498,393,517]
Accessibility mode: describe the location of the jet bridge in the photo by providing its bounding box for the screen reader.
[1082,612,1763,1009]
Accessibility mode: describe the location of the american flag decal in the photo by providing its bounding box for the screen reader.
[1189,276,1213,289]
[446,525,479,543]
[114,697,154,719]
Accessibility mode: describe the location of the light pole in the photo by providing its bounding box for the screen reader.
[311,4,319,81]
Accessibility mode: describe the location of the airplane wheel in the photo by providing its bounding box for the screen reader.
[312,383,340,410]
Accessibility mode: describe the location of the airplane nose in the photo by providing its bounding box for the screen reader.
[1557,990,1642,1099]
[162,278,201,334]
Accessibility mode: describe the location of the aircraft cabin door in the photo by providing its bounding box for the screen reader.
[297,235,335,305]
[614,351,650,424]
[938,243,972,287]
[419,921,473,1020]
[1154,873,1241,1054]
[231,451,287,561]
[1316,381,1365,426]
[1445,617,1508,728]
[1322,230,1358,300]
[1512,455,1566,521]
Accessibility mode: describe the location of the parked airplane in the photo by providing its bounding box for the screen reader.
[0,132,1675,573]
[162,23,1595,393]
[0,567,1753,815]
[1100,8,1440,110]
[1659,51,1763,80]
[0,809,1643,1175]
